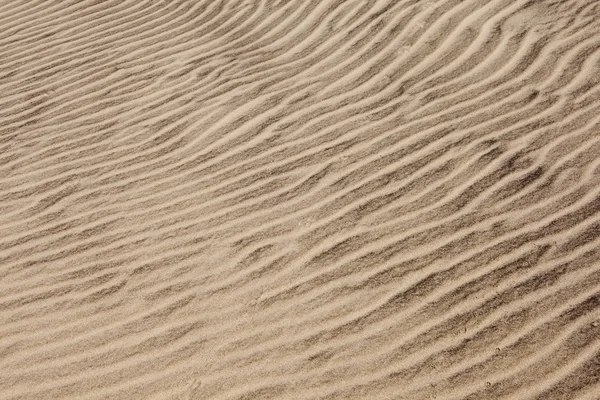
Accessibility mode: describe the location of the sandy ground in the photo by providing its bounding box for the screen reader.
[1,0,600,398]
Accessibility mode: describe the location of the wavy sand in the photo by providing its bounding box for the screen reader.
[2,0,600,399]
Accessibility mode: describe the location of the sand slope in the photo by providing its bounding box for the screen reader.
[2,0,600,398]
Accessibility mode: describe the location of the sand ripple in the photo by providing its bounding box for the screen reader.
[1,0,600,398]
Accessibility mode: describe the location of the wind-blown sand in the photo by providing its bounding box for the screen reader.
[2,0,600,398]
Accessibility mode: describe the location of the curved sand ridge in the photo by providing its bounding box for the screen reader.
[2,0,600,398]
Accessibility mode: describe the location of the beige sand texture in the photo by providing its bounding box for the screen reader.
[2,0,600,398]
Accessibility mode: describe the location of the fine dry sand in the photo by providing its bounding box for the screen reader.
[2,0,600,399]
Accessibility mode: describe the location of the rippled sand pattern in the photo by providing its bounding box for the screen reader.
[2,0,600,399]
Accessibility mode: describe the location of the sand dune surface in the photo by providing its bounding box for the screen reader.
[2,0,600,398]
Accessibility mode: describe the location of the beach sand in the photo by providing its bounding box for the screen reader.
[1,0,600,398]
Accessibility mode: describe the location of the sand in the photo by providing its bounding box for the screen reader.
[1,0,600,398]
